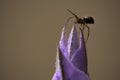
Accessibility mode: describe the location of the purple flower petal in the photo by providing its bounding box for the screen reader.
[52,69,62,80]
[52,48,62,80]
[52,25,89,80]
[71,28,88,73]
[58,48,89,80]
[52,26,68,80]
[59,26,68,58]
[68,25,79,59]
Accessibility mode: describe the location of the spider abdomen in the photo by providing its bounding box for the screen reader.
[83,16,94,24]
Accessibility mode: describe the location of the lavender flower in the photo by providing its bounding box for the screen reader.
[52,25,89,80]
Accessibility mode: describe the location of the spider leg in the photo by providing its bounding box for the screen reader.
[65,16,74,27]
[67,9,79,21]
[82,24,85,30]
[85,24,90,43]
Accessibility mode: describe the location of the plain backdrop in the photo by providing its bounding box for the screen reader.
[1,0,120,80]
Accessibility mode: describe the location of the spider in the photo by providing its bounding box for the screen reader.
[66,9,95,42]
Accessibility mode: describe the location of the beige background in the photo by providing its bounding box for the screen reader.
[1,0,120,80]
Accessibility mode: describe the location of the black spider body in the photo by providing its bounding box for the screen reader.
[75,16,94,24]
[82,16,94,24]
[67,9,95,42]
